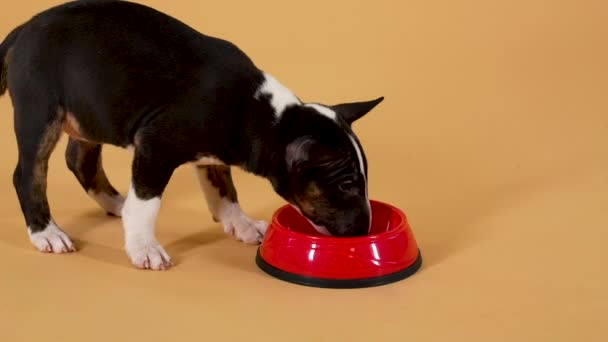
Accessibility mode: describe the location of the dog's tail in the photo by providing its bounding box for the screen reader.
[0,24,24,97]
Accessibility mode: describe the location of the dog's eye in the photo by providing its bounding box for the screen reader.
[338,180,356,192]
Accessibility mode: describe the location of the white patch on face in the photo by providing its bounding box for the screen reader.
[121,184,172,270]
[255,72,301,118]
[348,134,372,231]
[28,221,76,254]
[194,166,266,244]
[348,135,366,186]
[304,103,337,121]
[88,191,125,217]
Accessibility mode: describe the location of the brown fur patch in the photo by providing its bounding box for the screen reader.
[0,47,12,95]
[133,131,143,149]
[295,182,322,217]
[32,118,63,195]
[66,138,118,196]
[62,112,89,141]
[305,182,322,197]
[200,165,238,202]
[89,156,116,195]
[296,198,315,217]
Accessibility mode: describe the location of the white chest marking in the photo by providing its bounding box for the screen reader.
[255,72,301,118]
[348,135,366,183]
[349,134,372,229]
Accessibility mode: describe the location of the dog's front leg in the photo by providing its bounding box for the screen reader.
[121,149,177,271]
[195,165,267,244]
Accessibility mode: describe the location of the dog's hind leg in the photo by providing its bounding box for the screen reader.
[13,107,75,254]
[65,138,125,217]
[195,165,267,244]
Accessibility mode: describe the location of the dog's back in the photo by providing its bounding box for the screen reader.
[2,0,261,146]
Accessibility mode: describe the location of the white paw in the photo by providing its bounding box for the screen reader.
[29,223,76,254]
[222,213,268,244]
[89,191,125,217]
[126,240,172,271]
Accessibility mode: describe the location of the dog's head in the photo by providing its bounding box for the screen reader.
[270,97,384,237]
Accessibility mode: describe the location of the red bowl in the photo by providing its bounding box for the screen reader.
[256,200,422,288]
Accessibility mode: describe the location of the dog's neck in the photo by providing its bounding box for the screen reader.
[233,72,302,179]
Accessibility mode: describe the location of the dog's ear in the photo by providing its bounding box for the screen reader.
[285,136,316,171]
[331,96,384,125]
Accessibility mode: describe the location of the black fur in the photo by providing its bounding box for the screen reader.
[0,24,23,96]
[1,0,384,245]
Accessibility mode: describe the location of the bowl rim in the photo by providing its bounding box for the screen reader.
[269,199,409,244]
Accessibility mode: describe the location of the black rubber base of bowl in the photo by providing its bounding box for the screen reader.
[255,249,422,289]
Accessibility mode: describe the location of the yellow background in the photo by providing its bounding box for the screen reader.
[1,1,607,341]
